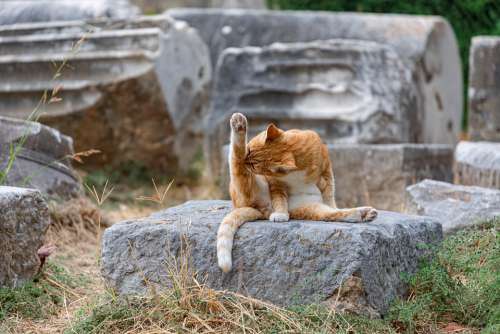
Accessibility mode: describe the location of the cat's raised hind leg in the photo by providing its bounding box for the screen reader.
[290,203,377,223]
[229,112,248,162]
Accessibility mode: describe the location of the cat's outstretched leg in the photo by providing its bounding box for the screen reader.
[217,207,264,272]
[290,203,377,223]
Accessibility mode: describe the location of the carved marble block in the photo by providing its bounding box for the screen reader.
[206,40,417,176]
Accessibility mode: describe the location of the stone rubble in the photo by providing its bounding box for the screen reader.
[405,179,500,234]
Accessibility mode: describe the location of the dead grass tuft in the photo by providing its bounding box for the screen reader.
[48,196,108,236]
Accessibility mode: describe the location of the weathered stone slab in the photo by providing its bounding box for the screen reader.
[219,143,453,211]
[0,116,81,200]
[132,0,266,13]
[0,0,139,25]
[0,15,168,37]
[454,141,500,189]
[468,37,500,142]
[0,15,211,170]
[0,186,50,288]
[405,180,500,235]
[170,9,463,147]
[0,115,73,160]
[206,40,417,176]
[101,200,442,316]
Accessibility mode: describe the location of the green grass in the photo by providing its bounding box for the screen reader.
[0,262,86,321]
[388,218,500,333]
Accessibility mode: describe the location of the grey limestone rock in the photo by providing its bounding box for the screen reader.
[0,186,50,288]
[468,37,500,142]
[454,141,500,189]
[0,116,81,200]
[101,200,442,316]
[405,179,500,235]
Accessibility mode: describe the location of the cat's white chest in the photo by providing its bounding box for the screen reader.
[278,171,322,209]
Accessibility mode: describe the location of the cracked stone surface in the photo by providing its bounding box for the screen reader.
[101,200,442,316]
[0,186,50,288]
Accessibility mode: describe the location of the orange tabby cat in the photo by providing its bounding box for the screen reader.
[217,113,377,272]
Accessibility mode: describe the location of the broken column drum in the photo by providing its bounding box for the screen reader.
[169,9,463,146]
[0,15,211,171]
[168,10,463,179]
[207,40,418,178]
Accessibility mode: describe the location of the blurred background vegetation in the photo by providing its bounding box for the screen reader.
[267,0,500,129]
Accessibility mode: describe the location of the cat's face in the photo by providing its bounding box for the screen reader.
[245,124,298,177]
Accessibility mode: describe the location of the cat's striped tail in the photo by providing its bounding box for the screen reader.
[217,207,263,273]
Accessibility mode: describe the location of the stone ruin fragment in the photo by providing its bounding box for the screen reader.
[0,15,211,172]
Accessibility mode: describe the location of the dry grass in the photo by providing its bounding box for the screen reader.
[68,238,392,334]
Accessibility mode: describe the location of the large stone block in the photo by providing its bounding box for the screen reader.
[219,143,453,211]
[207,40,418,176]
[0,15,211,170]
[101,200,442,317]
[454,141,500,189]
[0,186,50,288]
[169,9,463,148]
[468,37,500,142]
[0,0,140,25]
[0,116,81,200]
[405,180,500,235]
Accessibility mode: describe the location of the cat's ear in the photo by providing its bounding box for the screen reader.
[265,123,283,142]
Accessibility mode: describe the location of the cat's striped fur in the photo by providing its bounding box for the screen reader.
[217,113,377,272]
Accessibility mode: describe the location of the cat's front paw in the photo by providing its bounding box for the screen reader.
[230,113,247,133]
[359,207,377,222]
[269,212,289,222]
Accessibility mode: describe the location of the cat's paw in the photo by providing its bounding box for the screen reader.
[269,212,289,222]
[358,207,377,222]
[230,113,247,133]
